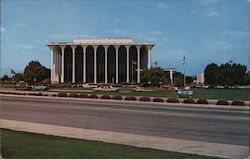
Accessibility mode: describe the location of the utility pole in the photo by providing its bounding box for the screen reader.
[182,56,186,88]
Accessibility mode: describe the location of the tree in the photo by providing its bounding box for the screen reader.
[23,60,50,84]
[13,73,24,82]
[1,75,10,81]
[204,63,219,85]
[174,72,184,87]
[141,67,170,86]
[204,62,248,86]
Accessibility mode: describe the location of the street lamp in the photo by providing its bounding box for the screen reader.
[182,56,186,88]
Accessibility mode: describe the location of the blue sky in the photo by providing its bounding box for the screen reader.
[1,0,249,76]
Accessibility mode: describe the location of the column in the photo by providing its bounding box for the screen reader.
[72,46,76,83]
[126,46,130,83]
[136,46,141,83]
[104,46,108,84]
[50,46,54,84]
[147,48,151,69]
[82,46,87,83]
[93,46,97,84]
[170,69,173,84]
[115,46,119,83]
[60,46,65,83]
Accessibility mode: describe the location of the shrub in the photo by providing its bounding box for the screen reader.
[153,98,164,102]
[88,94,98,99]
[231,100,245,106]
[196,99,208,104]
[52,94,57,97]
[79,93,89,98]
[58,92,68,97]
[37,93,43,96]
[183,98,195,104]
[167,98,179,103]
[139,97,151,102]
[125,96,137,101]
[112,95,122,100]
[100,95,112,99]
[69,92,78,98]
[216,100,229,105]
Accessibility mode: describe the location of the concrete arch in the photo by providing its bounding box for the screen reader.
[140,46,148,70]
[75,46,83,83]
[97,46,105,83]
[86,46,94,83]
[64,46,72,83]
[107,45,116,83]
[118,46,127,83]
[129,45,138,83]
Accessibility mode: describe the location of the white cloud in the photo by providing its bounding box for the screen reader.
[208,9,219,17]
[17,23,28,28]
[150,31,163,35]
[16,44,34,50]
[157,2,167,8]
[49,34,98,40]
[114,18,120,23]
[194,0,220,6]
[200,38,234,51]
[222,30,250,38]
[1,27,5,32]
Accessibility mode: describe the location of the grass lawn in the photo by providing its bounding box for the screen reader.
[1,129,221,159]
[0,83,15,88]
[55,88,250,101]
[192,89,250,101]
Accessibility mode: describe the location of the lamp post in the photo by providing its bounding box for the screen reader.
[182,56,186,88]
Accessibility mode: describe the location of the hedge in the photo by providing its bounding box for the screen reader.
[100,95,112,99]
[153,98,164,102]
[69,92,78,98]
[231,100,245,106]
[167,98,179,103]
[183,98,195,104]
[125,96,137,101]
[58,92,68,97]
[112,95,123,100]
[196,99,208,104]
[139,97,151,102]
[88,94,98,99]
[79,93,89,98]
[216,100,229,105]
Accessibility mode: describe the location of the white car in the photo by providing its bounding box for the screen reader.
[177,89,193,98]
[93,86,119,92]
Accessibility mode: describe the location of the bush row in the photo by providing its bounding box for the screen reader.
[0,91,248,106]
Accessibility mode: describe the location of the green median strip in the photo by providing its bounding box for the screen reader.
[51,88,250,101]
[1,129,221,159]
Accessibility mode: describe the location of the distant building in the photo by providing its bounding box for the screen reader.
[163,68,176,84]
[194,73,205,85]
[47,39,154,84]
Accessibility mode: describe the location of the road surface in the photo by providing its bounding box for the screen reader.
[1,95,249,147]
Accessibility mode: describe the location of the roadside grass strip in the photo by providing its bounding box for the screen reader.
[1,129,221,159]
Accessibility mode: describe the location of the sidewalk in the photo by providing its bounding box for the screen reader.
[1,119,249,159]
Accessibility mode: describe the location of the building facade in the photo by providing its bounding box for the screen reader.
[48,39,154,84]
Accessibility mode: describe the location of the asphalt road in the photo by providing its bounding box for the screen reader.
[1,95,249,146]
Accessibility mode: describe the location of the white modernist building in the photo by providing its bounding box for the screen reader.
[48,39,154,84]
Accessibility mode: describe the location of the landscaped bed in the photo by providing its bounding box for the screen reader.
[1,90,249,106]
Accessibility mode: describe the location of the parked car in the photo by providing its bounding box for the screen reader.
[32,85,48,90]
[93,86,119,92]
[177,89,193,98]
[15,81,32,90]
